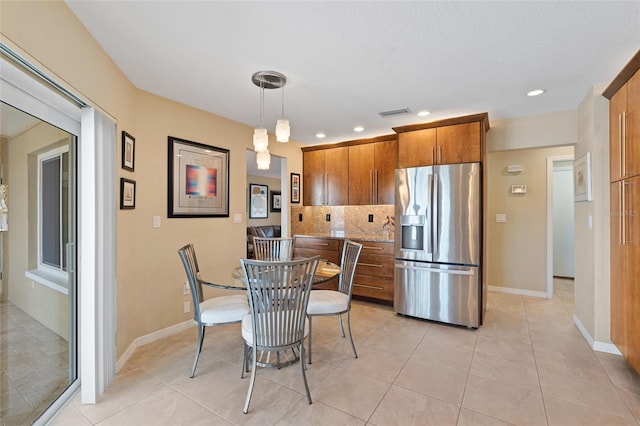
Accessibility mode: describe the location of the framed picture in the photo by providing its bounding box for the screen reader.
[168,136,229,217]
[574,152,592,202]
[290,173,300,203]
[122,131,135,171]
[270,191,282,213]
[249,184,268,219]
[120,178,136,209]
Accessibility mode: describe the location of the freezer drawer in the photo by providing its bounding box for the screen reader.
[394,260,480,328]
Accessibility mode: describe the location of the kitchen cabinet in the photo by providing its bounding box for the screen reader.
[352,240,394,303]
[394,113,488,168]
[348,139,397,205]
[609,68,640,182]
[604,50,640,373]
[303,147,348,206]
[293,236,341,290]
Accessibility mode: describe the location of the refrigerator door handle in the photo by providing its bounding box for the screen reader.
[395,263,475,276]
[432,173,439,254]
[427,174,433,254]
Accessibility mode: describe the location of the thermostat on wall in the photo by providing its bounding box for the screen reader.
[511,184,527,194]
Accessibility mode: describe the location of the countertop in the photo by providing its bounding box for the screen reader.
[295,233,394,243]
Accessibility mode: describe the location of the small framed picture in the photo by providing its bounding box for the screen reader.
[290,173,300,204]
[270,191,282,213]
[120,178,136,209]
[122,131,135,172]
[249,183,268,219]
[574,152,592,202]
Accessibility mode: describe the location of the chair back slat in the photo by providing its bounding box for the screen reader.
[241,256,319,350]
[338,240,363,297]
[253,237,295,261]
[178,243,204,322]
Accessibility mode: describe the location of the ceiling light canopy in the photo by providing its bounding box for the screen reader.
[251,70,290,170]
[354,126,364,132]
[417,110,430,117]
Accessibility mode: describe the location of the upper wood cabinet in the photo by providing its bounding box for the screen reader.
[302,146,348,206]
[394,113,489,168]
[608,68,640,182]
[348,138,397,205]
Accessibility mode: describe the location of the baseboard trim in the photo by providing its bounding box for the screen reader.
[116,320,193,372]
[572,313,622,355]
[488,285,548,299]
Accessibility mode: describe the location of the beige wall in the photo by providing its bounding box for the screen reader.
[1,1,304,358]
[6,122,71,339]
[574,85,610,344]
[486,145,574,293]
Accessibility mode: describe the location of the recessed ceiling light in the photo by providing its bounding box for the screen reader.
[417,110,430,117]
[316,132,326,139]
[527,89,545,97]
[354,126,364,132]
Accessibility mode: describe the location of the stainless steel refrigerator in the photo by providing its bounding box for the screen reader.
[394,162,482,328]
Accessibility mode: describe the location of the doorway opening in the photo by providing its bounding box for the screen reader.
[546,154,575,300]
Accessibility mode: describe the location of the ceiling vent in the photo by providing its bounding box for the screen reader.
[378,107,411,117]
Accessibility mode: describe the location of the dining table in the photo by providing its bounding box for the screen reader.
[199,258,342,368]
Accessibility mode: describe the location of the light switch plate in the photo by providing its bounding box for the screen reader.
[152,216,161,228]
[496,213,507,223]
[233,213,242,224]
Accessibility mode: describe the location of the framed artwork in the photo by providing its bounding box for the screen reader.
[168,136,229,217]
[290,173,300,203]
[249,183,268,219]
[120,178,136,209]
[122,131,135,171]
[574,152,592,202]
[270,191,282,213]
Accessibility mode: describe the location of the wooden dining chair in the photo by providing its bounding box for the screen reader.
[239,256,319,414]
[178,243,249,378]
[252,236,295,260]
[306,239,363,364]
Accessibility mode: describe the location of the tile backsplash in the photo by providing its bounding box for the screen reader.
[291,205,394,239]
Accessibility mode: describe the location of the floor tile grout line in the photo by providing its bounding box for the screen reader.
[524,294,552,426]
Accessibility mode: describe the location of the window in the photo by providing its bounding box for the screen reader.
[38,146,70,274]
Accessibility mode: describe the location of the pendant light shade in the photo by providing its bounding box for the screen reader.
[256,150,271,170]
[253,128,268,152]
[276,119,290,143]
[251,71,290,169]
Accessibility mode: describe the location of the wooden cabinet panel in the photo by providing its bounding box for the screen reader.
[302,148,348,206]
[294,237,340,290]
[325,147,349,206]
[303,150,325,206]
[348,144,375,205]
[398,128,436,168]
[436,122,481,165]
[348,140,398,205]
[627,70,640,179]
[374,140,398,204]
[610,69,640,182]
[352,273,394,301]
[625,176,640,371]
[610,181,627,354]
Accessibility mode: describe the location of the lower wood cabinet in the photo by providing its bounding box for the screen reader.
[294,236,394,302]
[352,241,394,303]
[293,236,341,290]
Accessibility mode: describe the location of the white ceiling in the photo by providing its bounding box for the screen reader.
[19,2,640,147]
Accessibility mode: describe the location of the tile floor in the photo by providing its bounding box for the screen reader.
[0,301,71,426]
[51,279,640,425]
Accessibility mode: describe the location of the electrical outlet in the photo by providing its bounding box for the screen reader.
[298,213,303,221]
[183,301,190,313]
[325,214,331,222]
[368,214,374,222]
[183,281,190,295]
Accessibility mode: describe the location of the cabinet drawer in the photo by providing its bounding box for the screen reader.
[352,274,393,301]
[356,254,394,278]
[358,241,394,256]
[295,237,340,251]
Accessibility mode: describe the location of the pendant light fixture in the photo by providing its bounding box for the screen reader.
[251,70,289,169]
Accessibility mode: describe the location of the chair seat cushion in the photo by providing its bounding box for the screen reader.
[200,294,249,324]
[241,313,309,346]
[307,290,349,315]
